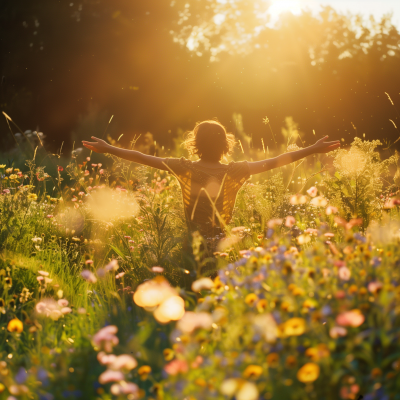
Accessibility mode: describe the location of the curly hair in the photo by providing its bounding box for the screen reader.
[182,120,236,161]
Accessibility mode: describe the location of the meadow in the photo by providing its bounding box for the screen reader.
[1,119,400,400]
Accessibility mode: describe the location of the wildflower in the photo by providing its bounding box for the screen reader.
[84,170,90,176]
[164,359,188,375]
[368,281,383,294]
[253,314,278,343]
[329,326,348,339]
[105,259,119,271]
[58,299,68,307]
[115,272,125,279]
[98,369,124,384]
[0,164,5,168]
[61,307,72,314]
[310,196,328,207]
[93,325,119,352]
[153,295,185,323]
[97,352,117,366]
[110,382,139,396]
[307,186,318,197]
[176,312,213,333]
[38,270,49,276]
[237,381,259,400]
[326,205,338,215]
[151,266,164,273]
[285,215,296,227]
[192,277,214,292]
[305,344,330,361]
[256,299,268,313]
[243,365,263,379]
[220,379,238,396]
[163,348,174,361]
[133,276,177,308]
[85,259,93,265]
[109,355,137,371]
[338,267,351,281]
[138,365,152,379]
[28,193,38,201]
[297,363,320,383]
[281,318,306,336]
[7,318,23,333]
[336,309,365,327]
[304,228,318,236]
[57,166,63,171]
[2,189,10,194]
[285,355,297,368]
[81,270,97,283]
[297,234,311,245]
[6,168,13,174]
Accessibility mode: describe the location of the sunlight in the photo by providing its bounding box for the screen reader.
[269,0,305,17]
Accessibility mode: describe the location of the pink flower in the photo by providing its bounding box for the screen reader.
[46,215,54,218]
[105,260,119,271]
[57,166,63,172]
[97,352,117,366]
[61,307,72,314]
[58,299,69,307]
[326,206,338,215]
[338,266,351,281]
[92,164,98,167]
[335,290,346,299]
[336,309,365,327]
[110,383,139,396]
[152,266,164,273]
[81,270,97,283]
[368,281,383,294]
[85,259,93,265]
[329,326,348,339]
[304,228,318,236]
[37,276,44,282]
[115,272,125,279]
[93,325,119,352]
[86,157,90,161]
[99,169,104,174]
[84,170,89,176]
[38,270,49,276]
[3,189,10,194]
[98,369,124,384]
[285,216,296,228]
[78,191,85,196]
[109,355,137,371]
[191,355,204,369]
[307,186,318,197]
[98,163,102,168]
[164,359,189,375]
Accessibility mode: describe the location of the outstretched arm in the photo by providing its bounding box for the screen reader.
[248,136,340,175]
[82,136,169,170]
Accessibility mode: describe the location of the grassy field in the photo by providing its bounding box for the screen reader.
[1,128,400,400]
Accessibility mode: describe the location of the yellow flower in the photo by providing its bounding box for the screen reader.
[0,164,6,168]
[138,365,151,379]
[256,299,268,313]
[281,318,306,336]
[292,287,305,296]
[9,174,18,180]
[243,365,263,379]
[194,378,207,387]
[297,363,320,383]
[245,293,258,306]
[163,348,174,361]
[7,318,23,333]
[28,193,38,201]
[5,168,13,174]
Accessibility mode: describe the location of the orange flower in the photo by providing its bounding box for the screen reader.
[245,294,258,307]
[243,365,263,379]
[281,318,306,336]
[256,299,268,313]
[285,356,297,368]
[297,363,320,383]
[7,318,23,333]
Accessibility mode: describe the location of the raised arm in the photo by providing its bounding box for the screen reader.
[82,136,169,171]
[248,136,340,175]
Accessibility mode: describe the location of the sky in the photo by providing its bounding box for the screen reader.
[268,0,400,28]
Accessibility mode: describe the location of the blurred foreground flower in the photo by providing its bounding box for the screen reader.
[7,318,23,333]
[297,363,320,383]
[336,309,365,327]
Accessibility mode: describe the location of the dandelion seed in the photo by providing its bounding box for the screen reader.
[2,111,12,121]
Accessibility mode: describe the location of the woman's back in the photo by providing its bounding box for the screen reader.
[165,157,250,251]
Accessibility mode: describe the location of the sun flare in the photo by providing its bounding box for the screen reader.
[268,0,309,19]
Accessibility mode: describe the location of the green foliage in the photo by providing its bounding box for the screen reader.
[322,137,398,229]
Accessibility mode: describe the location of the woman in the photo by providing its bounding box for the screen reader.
[83,120,340,254]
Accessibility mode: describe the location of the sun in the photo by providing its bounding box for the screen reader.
[268,0,309,19]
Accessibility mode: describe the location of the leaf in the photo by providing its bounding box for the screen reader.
[108,244,127,261]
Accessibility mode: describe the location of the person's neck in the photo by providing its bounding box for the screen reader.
[196,158,222,167]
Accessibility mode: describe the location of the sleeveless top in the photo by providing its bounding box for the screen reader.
[164,157,251,252]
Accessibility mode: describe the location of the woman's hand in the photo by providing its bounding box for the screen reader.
[82,136,110,153]
[312,136,341,153]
